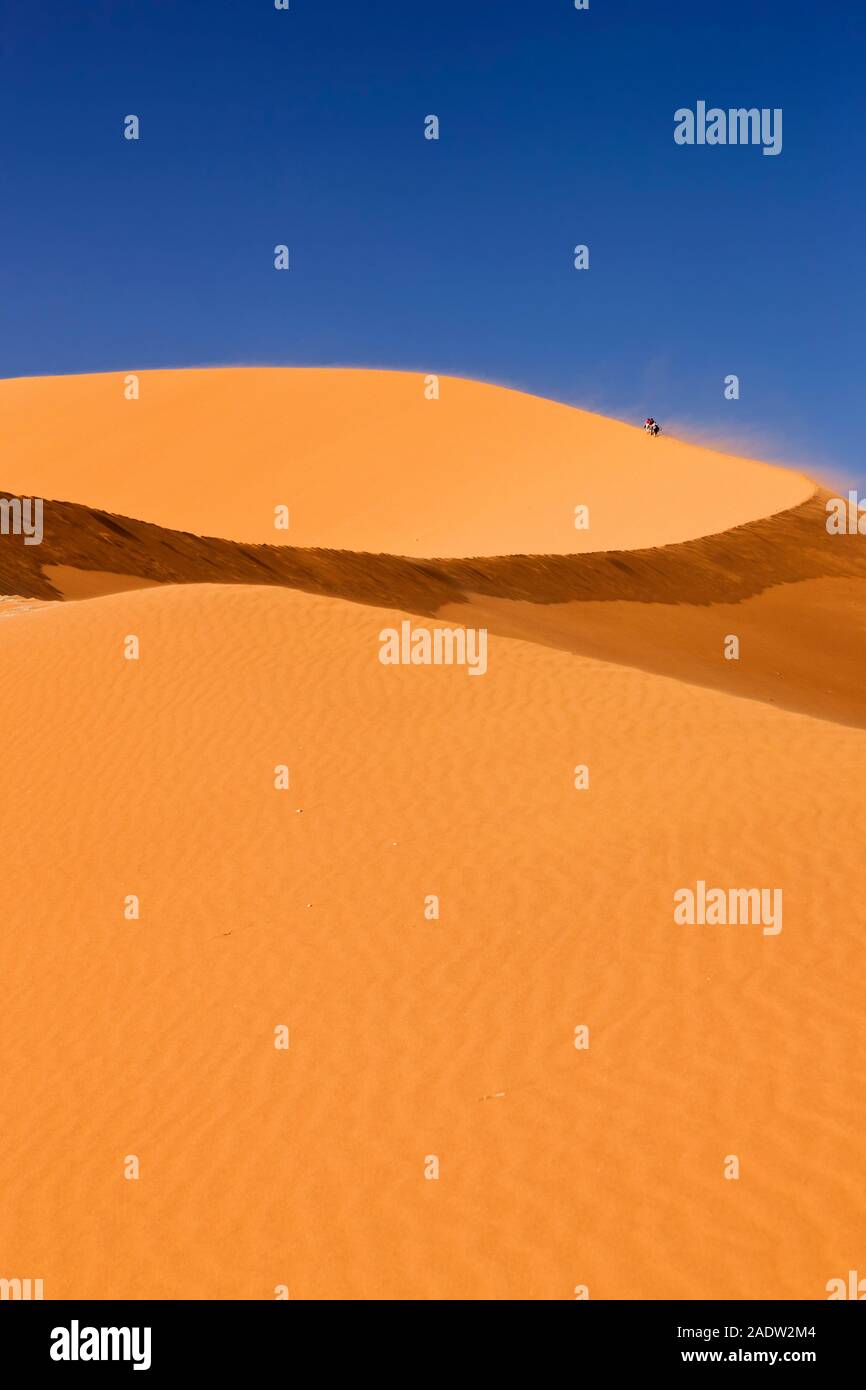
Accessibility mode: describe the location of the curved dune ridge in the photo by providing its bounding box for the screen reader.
[0,484,864,727]
[0,367,813,556]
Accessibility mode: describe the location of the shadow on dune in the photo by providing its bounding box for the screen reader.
[3,488,866,727]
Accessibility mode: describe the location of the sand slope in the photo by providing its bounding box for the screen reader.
[0,368,812,555]
[0,582,864,1300]
[1,485,863,727]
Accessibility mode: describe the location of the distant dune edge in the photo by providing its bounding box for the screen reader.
[0,367,812,555]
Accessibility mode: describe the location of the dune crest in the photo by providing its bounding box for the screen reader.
[0,367,813,556]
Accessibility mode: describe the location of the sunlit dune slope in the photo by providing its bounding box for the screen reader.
[0,582,863,1299]
[0,368,813,556]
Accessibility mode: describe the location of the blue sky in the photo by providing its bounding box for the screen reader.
[1,0,863,481]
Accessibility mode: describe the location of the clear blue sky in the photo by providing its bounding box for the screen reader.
[1,0,863,481]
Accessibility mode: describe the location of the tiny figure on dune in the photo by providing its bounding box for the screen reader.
[644,416,661,436]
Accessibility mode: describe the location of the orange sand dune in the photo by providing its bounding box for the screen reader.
[0,369,861,1302]
[0,368,813,555]
[0,581,864,1300]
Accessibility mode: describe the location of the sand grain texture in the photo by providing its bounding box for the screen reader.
[0,583,864,1299]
